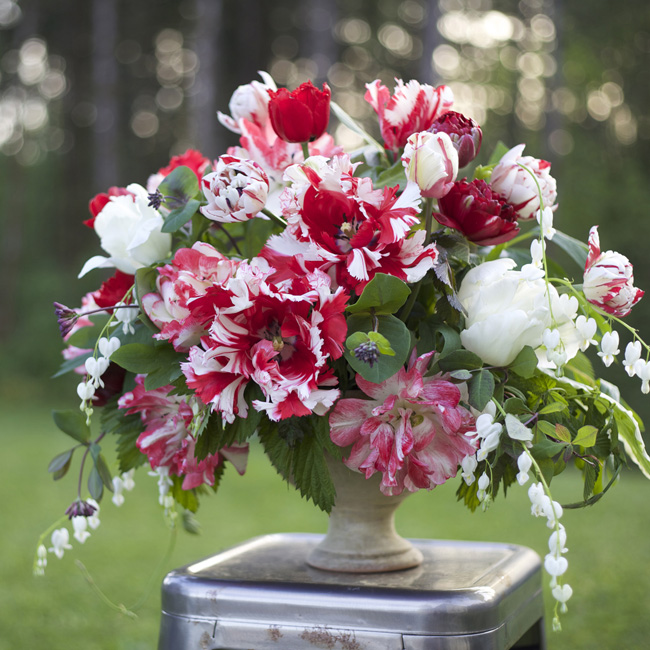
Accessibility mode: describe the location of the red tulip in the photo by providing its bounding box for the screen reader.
[267,80,331,143]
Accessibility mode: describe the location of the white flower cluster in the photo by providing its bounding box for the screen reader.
[77,336,121,409]
[35,470,136,574]
[528,482,572,628]
[34,498,101,575]
[150,466,175,514]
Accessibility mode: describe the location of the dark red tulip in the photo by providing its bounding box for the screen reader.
[429,111,482,168]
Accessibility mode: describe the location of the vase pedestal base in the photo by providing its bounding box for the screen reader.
[158,533,545,650]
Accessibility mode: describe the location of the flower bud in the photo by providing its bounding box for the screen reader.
[200,155,270,223]
[583,226,643,317]
[429,111,482,167]
[65,499,99,519]
[401,131,458,199]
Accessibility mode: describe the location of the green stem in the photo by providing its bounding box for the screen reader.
[399,198,435,322]
[301,141,310,160]
[262,208,288,228]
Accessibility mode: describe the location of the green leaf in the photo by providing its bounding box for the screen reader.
[344,314,410,383]
[346,331,369,350]
[48,449,74,479]
[52,350,93,378]
[509,346,538,379]
[487,140,510,166]
[531,437,568,459]
[181,510,202,535]
[583,462,599,501]
[551,230,588,269]
[437,349,484,372]
[110,343,186,391]
[536,419,557,438]
[573,425,598,448]
[504,397,531,415]
[330,100,386,159]
[538,402,568,415]
[468,369,495,411]
[368,331,395,355]
[347,273,411,315]
[449,369,473,381]
[158,165,199,206]
[52,409,91,443]
[171,476,199,512]
[194,413,223,461]
[87,466,104,501]
[89,446,114,491]
[134,267,161,332]
[162,198,201,233]
[554,424,572,443]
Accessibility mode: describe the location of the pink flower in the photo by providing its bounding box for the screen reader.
[490,144,557,220]
[583,226,643,317]
[429,111,482,168]
[261,155,438,295]
[118,376,248,490]
[401,131,458,199]
[182,270,348,423]
[200,155,270,223]
[364,79,453,152]
[329,352,477,496]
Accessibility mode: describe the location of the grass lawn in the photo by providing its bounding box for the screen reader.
[3,401,650,649]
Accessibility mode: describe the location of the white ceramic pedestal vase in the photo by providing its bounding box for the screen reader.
[306,453,424,573]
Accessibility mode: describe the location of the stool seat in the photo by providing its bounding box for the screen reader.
[158,533,545,649]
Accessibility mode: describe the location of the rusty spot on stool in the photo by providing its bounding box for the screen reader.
[268,625,283,641]
[299,627,361,650]
[199,630,212,649]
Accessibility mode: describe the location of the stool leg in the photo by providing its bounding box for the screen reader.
[511,618,546,649]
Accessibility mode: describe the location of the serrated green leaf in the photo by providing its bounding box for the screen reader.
[162,198,202,233]
[438,349,483,372]
[48,449,74,478]
[52,409,91,443]
[468,369,495,411]
[171,475,199,512]
[347,274,411,315]
[344,314,410,383]
[88,466,104,501]
[195,413,224,461]
[509,346,538,379]
[538,402,568,415]
[573,425,598,448]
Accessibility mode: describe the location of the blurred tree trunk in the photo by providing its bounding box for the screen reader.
[301,0,338,83]
[92,0,119,191]
[189,0,222,156]
[419,1,441,84]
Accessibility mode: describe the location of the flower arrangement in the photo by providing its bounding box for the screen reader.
[40,70,650,631]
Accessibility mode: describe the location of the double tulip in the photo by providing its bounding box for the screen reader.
[583,226,643,317]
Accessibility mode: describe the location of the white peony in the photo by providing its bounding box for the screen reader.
[79,183,172,277]
[458,258,553,367]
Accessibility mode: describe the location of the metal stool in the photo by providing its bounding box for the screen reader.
[158,533,545,649]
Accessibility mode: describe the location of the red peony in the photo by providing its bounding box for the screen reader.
[156,149,211,183]
[267,81,331,143]
[435,179,519,246]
